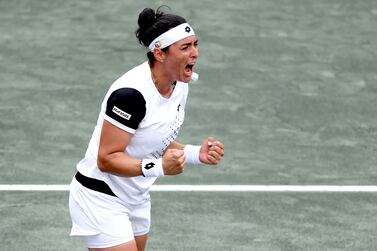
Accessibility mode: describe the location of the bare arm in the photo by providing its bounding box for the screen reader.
[97,121,185,176]
[97,120,142,176]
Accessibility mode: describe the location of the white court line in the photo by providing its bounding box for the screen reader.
[1,185,377,192]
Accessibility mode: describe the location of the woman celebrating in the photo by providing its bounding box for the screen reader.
[69,6,225,251]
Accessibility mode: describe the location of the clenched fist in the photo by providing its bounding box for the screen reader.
[162,149,186,175]
[199,137,225,165]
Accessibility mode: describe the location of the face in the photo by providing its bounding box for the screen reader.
[163,35,199,83]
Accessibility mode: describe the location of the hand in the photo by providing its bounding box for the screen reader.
[199,137,225,165]
[162,149,185,175]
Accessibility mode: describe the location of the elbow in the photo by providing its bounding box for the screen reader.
[97,153,110,172]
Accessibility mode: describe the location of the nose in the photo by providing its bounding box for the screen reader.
[191,46,199,59]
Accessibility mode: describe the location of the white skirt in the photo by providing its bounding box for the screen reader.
[68,177,151,248]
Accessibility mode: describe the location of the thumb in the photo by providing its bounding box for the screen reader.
[207,137,215,147]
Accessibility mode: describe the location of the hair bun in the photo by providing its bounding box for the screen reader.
[137,8,157,30]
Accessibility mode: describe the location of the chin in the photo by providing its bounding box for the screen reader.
[180,75,191,83]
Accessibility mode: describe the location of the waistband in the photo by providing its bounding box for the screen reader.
[75,172,117,197]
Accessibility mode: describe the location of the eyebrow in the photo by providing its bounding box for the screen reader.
[180,40,199,47]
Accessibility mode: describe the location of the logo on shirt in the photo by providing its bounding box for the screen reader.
[112,106,131,120]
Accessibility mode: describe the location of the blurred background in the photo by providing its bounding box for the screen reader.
[1,0,377,250]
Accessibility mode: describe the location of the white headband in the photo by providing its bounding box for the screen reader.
[148,23,195,52]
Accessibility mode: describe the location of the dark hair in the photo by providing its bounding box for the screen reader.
[135,6,186,65]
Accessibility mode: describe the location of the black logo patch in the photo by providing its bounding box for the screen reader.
[144,162,155,170]
[185,26,191,33]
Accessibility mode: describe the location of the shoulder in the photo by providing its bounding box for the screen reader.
[109,61,150,95]
[107,88,146,108]
[102,62,151,133]
[104,87,146,133]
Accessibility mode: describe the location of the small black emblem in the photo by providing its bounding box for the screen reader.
[144,162,155,170]
[185,26,191,33]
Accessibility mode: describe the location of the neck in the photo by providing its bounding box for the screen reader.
[150,63,175,98]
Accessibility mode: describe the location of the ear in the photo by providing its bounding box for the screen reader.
[153,48,166,63]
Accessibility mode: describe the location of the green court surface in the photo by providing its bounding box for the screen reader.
[1,0,377,250]
[1,192,377,250]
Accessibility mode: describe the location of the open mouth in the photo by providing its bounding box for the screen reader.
[185,63,194,75]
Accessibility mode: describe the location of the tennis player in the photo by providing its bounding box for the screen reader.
[69,6,225,251]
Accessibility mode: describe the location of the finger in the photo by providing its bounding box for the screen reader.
[207,154,219,165]
[207,137,215,146]
[179,155,186,165]
[209,145,225,157]
[209,150,222,161]
[166,148,177,156]
[211,140,224,150]
[179,163,185,173]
